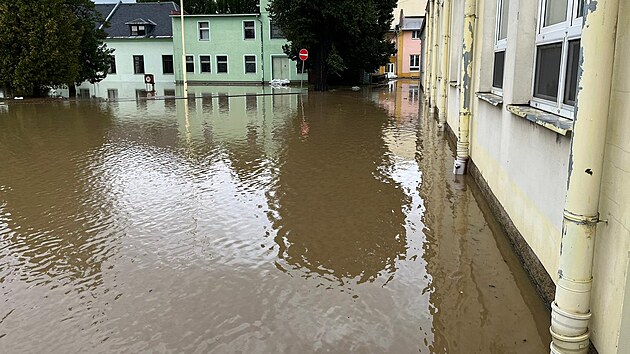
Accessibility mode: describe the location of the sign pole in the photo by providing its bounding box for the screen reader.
[298,48,308,90]
[300,60,305,89]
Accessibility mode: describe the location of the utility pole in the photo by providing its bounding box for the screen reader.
[179,0,188,97]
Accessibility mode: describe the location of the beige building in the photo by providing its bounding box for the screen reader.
[422,0,630,353]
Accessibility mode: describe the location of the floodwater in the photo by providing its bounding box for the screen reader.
[0,83,550,353]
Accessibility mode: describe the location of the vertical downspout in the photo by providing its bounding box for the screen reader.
[424,1,433,99]
[257,15,265,84]
[437,0,451,129]
[549,1,619,353]
[429,0,440,114]
[453,0,475,175]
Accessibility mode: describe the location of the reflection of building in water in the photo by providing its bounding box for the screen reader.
[269,93,408,283]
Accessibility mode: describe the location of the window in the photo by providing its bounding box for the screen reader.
[133,55,144,74]
[199,22,209,41]
[200,55,211,73]
[244,55,256,74]
[107,89,118,100]
[217,55,228,73]
[492,51,505,89]
[270,21,285,39]
[492,0,509,92]
[409,54,420,71]
[411,30,420,39]
[243,21,255,39]
[533,0,583,117]
[108,55,116,74]
[131,25,146,36]
[162,55,174,74]
[186,55,194,73]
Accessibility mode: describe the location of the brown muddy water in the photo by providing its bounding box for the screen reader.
[0,83,550,353]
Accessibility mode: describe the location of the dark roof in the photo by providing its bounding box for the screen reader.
[103,2,179,38]
[400,16,424,30]
[94,4,116,29]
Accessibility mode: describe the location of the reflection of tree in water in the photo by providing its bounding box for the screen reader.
[270,93,409,284]
[0,102,116,291]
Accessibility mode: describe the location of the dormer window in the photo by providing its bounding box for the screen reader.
[131,25,146,36]
[125,18,156,37]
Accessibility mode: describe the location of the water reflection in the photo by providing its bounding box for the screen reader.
[270,92,408,284]
[0,83,550,353]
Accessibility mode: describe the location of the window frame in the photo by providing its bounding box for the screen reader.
[133,55,144,74]
[216,55,229,74]
[198,21,210,41]
[199,55,212,73]
[130,25,146,36]
[531,0,583,118]
[411,30,420,40]
[186,55,195,73]
[162,55,174,74]
[492,0,509,95]
[108,55,117,74]
[243,20,256,40]
[409,54,420,72]
[244,55,257,74]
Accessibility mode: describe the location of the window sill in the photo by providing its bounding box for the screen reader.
[449,81,459,88]
[475,92,503,106]
[506,104,573,136]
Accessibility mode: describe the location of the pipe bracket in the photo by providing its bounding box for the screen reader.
[563,210,599,224]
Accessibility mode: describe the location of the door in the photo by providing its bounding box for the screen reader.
[272,56,290,80]
[387,63,395,74]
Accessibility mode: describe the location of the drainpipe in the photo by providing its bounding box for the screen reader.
[550,1,619,353]
[424,1,433,99]
[429,1,440,114]
[257,15,265,84]
[437,0,451,129]
[453,0,475,175]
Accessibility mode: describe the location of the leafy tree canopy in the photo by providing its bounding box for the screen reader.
[137,0,259,14]
[0,0,112,96]
[268,0,397,91]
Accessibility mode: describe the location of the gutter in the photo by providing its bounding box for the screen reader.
[453,0,476,175]
[437,0,451,129]
[549,1,620,352]
[99,0,122,30]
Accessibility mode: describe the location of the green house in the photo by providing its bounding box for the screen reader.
[171,0,307,84]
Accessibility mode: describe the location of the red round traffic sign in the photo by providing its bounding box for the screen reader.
[299,49,308,61]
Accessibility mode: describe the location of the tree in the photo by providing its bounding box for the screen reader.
[137,0,258,15]
[268,0,397,91]
[0,0,112,96]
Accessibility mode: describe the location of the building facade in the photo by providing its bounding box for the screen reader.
[78,1,179,98]
[171,0,307,84]
[380,12,425,79]
[422,0,630,353]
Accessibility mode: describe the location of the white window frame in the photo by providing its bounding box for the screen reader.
[198,21,210,41]
[185,55,195,73]
[409,54,420,71]
[244,54,257,74]
[216,54,229,74]
[492,0,509,95]
[199,55,212,73]
[162,54,174,75]
[531,0,583,118]
[243,20,256,40]
[411,30,420,40]
[131,25,146,36]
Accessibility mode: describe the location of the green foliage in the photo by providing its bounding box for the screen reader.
[0,0,112,96]
[137,0,258,14]
[268,0,397,91]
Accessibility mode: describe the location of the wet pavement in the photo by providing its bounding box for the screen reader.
[0,82,550,353]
